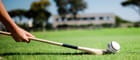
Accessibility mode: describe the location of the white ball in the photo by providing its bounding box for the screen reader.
[107,41,120,53]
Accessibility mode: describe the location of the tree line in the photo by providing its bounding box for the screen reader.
[8,0,86,31]
[7,0,140,31]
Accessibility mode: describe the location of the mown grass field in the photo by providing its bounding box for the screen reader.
[0,28,140,60]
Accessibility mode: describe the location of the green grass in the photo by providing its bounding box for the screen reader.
[0,28,140,60]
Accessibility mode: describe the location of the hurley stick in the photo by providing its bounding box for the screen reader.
[0,31,106,55]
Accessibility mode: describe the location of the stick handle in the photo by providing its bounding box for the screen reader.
[0,31,11,36]
[0,31,80,49]
[0,31,63,46]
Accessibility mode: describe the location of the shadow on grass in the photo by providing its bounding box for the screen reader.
[127,52,140,54]
[0,52,90,56]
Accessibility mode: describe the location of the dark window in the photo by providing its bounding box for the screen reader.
[82,17,88,20]
[61,19,65,21]
[56,18,59,21]
[90,17,95,20]
[99,17,104,20]
[67,18,73,21]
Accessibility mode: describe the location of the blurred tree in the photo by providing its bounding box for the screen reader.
[8,9,30,31]
[121,0,140,17]
[30,0,50,11]
[69,0,87,18]
[115,16,131,27]
[134,21,140,27]
[54,0,69,20]
[25,0,51,31]
[8,9,26,21]
[54,0,87,20]
[8,0,51,31]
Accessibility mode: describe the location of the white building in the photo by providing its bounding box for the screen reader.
[52,13,116,28]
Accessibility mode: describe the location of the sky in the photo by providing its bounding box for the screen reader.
[2,0,140,22]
